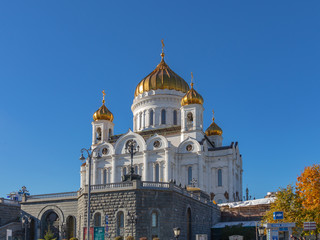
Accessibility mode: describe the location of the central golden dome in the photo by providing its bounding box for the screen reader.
[134,53,189,97]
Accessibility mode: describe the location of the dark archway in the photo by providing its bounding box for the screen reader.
[187,208,192,240]
[29,218,35,240]
[66,216,76,239]
[41,211,60,239]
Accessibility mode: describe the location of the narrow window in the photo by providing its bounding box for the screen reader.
[103,169,107,184]
[188,166,192,185]
[94,212,101,227]
[173,110,177,125]
[134,166,138,174]
[150,109,154,126]
[117,211,124,236]
[123,167,127,176]
[151,212,158,227]
[155,164,160,182]
[161,109,166,124]
[218,169,222,186]
[109,129,112,138]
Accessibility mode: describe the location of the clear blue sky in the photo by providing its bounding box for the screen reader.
[0,1,319,199]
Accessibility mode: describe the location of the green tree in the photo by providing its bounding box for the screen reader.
[262,185,304,228]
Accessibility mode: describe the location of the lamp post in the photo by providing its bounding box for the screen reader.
[258,226,264,240]
[80,147,101,240]
[124,140,139,180]
[22,216,30,240]
[173,227,181,240]
[127,211,137,237]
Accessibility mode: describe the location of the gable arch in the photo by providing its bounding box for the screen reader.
[146,134,169,151]
[38,205,65,223]
[114,129,146,155]
[177,137,201,153]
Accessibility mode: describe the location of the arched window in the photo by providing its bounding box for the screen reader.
[117,211,124,236]
[155,164,160,182]
[109,129,112,138]
[134,166,138,174]
[150,109,154,126]
[173,110,177,125]
[66,216,75,239]
[218,169,222,186]
[151,211,158,227]
[96,127,102,141]
[94,212,101,227]
[188,166,192,185]
[123,167,127,176]
[103,169,107,184]
[161,109,166,124]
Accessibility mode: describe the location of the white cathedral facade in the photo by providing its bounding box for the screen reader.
[80,49,243,204]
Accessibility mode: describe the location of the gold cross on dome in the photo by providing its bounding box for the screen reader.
[102,90,106,104]
[161,39,165,53]
[191,72,194,88]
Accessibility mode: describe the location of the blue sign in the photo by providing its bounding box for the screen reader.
[279,227,288,231]
[273,211,283,220]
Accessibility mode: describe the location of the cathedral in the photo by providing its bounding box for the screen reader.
[83,47,243,204]
[20,44,243,240]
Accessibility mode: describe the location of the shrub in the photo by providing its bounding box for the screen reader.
[70,238,78,240]
[44,226,56,240]
[139,238,147,240]
[153,238,160,240]
[126,237,135,240]
[115,237,123,240]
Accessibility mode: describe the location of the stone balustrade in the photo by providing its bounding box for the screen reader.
[23,180,212,206]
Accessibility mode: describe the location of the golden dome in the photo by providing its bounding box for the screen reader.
[181,81,204,106]
[205,110,223,136]
[134,51,189,97]
[93,90,114,122]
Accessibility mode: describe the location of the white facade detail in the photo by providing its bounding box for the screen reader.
[80,56,243,203]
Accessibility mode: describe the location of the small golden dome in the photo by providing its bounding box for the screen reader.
[134,42,189,97]
[205,110,223,136]
[93,90,114,122]
[181,77,204,106]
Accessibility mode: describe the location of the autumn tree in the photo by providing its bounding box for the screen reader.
[262,185,303,228]
[296,164,320,226]
[263,164,320,234]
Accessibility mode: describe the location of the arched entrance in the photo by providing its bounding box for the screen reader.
[187,208,192,240]
[66,216,76,239]
[41,211,60,239]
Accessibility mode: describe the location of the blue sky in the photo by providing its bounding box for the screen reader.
[0,1,319,199]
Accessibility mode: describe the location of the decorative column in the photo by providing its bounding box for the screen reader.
[146,110,150,128]
[100,168,104,184]
[152,163,156,181]
[111,156,116,183]
[143,151,148,181]
[164,149,169,181]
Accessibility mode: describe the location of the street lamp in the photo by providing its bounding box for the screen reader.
[258,226,264,240]
[127,211,137,237]
[123,140,141,181]
[22,216,30,240]
[173,227,181,240]
[80,147,101,240]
